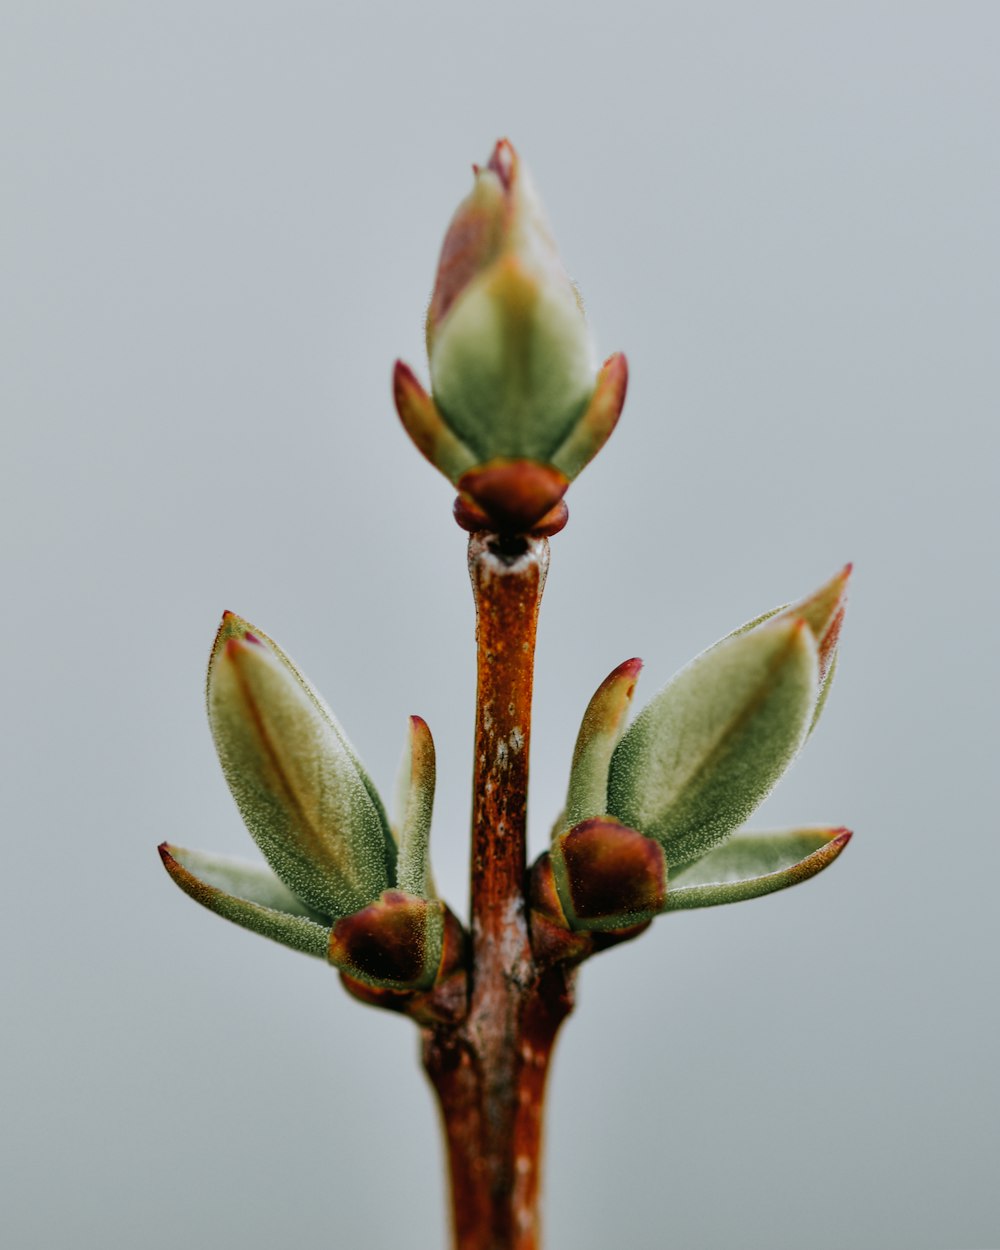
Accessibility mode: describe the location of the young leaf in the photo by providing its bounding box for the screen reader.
[663,828,852,910]
[158,844,332,957]
[208,615,393,920]
[720,565,850,732]
[393,360,477,484]
[394,716,437,897]
[607,618,818,868]
[564,657,642,827]
[550,352,629,480]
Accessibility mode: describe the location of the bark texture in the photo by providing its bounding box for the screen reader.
[422,534,574,1250]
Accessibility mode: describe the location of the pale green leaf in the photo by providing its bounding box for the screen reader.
[394,716,437,898]
[564,658,642,828]
[159,844,332,957]
[607,619,818,867]
[430,260,595,463]
[663,828,851,910]
[208,617,392,919]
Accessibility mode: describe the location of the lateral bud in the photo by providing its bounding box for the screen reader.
[550,817,667,933]
[334,893,468,1022]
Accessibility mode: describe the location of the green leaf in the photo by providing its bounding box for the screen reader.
[393,360,478,484]
[564,657,642,828]
[663,828,852,910]
[214,614,397,884]
[550,352,628,481]
[430,257,595,463]
[208,614,393,920]
[720,565,850,688]
[158,844,332,957]
[607,618,818,868]
[394,716,437,897]
[810,650,838,736]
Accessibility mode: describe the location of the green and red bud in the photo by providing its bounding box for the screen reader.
[328,890,447,990]
[337,899,468,1023]
[395,139,627,534]
[549,818,667,933]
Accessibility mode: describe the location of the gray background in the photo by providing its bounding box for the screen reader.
[3,3,997,1248]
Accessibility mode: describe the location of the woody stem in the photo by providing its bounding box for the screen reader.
[422,533,575,1250]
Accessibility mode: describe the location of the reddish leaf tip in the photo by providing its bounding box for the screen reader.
[157,843,182,877]
[488,138,516,189]
[613,657,643,680]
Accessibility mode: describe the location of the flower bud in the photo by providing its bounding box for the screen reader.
[395,139,627,533]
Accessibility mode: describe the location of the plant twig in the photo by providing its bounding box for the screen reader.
[422,533,574,1250]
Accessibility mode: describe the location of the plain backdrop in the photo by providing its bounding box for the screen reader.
[3,4,997,1248]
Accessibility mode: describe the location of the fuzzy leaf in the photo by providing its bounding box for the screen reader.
[158,844,332,957]
[723,566,850,681]
[810,650,838,734]
[564,658,642,827]
[208,614,393,920]
[550,352,629,481]
[431,255,595,463]
[607,618,818,868]
[393,360,477,484]
[213,614,396,880]
[663,828,852,910]
[394,716,437,897]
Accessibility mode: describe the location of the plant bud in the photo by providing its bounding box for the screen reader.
[427,139,595,464]
[395,139,628,532]
[207,612,395,921]
[328,891,446,991]
[549,818,667,932]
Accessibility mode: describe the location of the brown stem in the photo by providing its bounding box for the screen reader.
[422,533,575,1250]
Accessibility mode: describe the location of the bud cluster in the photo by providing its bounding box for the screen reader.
[159,139,853,1054]
[531,567,852,952]
[159,613,465,1012]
